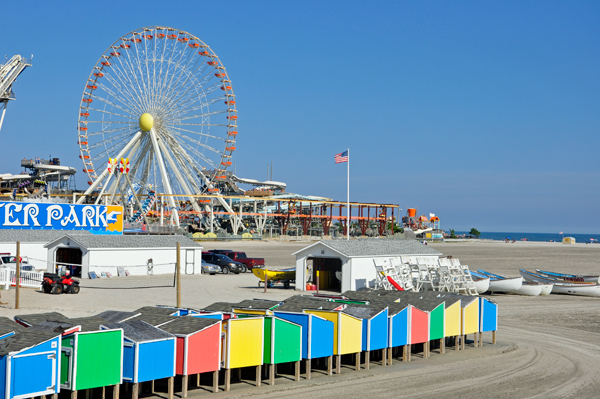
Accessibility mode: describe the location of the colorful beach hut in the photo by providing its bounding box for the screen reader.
[101,320,176,392]
[222,317,264,391]
[479,297,498,345]
[386,303,410,363]
[262,316,302,384]
[459,296,480,349]
[439,295,462,350]
[0,330,62,399]
[273,310,334,379]
[304,309,362,374]
[157,317,222,396]
[343,306,389,369]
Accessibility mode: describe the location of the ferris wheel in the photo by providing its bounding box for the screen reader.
[76,26,238,223]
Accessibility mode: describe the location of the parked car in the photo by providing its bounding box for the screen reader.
[210,250,265,272]
[0,253,33,271]
[201,261,221,275]
[201,252,244,274]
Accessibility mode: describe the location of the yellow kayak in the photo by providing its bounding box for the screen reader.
[252,267,295,282]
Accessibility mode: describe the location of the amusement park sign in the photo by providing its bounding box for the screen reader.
[0,201,123,235]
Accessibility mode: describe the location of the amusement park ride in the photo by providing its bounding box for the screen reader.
[2,27,399,236]
[0,55,31,134]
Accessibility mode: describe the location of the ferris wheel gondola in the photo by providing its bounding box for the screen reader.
[76,26,238,225]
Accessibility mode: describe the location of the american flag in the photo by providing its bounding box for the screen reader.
[335,150,349,164]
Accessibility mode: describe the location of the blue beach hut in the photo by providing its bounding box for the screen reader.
[387,303,410,363]
[343,306,389,369]
[101,320,176,386]
[273,311,334,379]
[479,297,498,345]
[0,330,62,399]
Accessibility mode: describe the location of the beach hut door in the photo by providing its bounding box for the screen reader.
[11,351,56,398]
[60,348,73,390]
[185,250,195,274]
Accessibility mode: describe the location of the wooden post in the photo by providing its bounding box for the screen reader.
[224,369,231,391]
[182,375,188,398]
[440,338,445,354]
[336,355,341,374]
[474,333,478,347]
[269,364,275,385]
[295,361,300,381]
[236,368,242,381]
[387,347,392,365]
[15,241,20,309]
[479,332,483,347]
[355,352,360,371]
[492,330,497,344]
[408,344,412,361]
[102,386,106,399]
[150,380,154,394]
[114,385,120,399]
[462,335,466,350]
[213,370,219,393]
[382,348,387,366]
[455,336,460,351]
[255,365,261,387]
[402,345,408,362]
[176,242,181,308]
[197,373,201,387]
[306,359,311,379]
[132,383,138,399]
[167,377,174,399]
[264,274,268,293]
[365,350,370,369]
[52,394,58,399]
[71,391,77,399]
[327,356,332,376]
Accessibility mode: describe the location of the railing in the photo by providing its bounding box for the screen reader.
[0,269,43,289]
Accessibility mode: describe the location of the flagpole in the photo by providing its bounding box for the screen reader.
[347,148,350,241]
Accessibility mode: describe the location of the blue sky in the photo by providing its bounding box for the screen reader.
[1,1,599,233]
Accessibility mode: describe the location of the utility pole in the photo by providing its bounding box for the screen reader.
[15,241,20,309]
[176,242,181,308]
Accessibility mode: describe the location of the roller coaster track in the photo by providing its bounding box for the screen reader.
[0,55,32,133]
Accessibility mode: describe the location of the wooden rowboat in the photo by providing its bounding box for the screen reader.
[519,269,600,297]
[508,282,543,296]
[535,269,599,284]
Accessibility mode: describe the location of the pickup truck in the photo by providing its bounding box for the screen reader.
[0,253,34,271]
[216,251,265,272]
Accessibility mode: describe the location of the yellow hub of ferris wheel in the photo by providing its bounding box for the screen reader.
[139,113,154,132]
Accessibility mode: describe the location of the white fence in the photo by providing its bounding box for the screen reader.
[0,269,43,289]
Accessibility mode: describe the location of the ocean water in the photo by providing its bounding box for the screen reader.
[453,231,600,243]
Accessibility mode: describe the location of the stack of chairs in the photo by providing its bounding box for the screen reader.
[373,259,416,291]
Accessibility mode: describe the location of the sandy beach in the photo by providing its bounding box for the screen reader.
[1,239,599,398]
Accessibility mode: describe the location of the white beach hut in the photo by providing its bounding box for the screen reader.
[44,234,203,278]
[292,239,442,293]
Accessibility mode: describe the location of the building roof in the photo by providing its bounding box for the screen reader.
[28,321,79,334]
[233,300,281,311]
[158,317,220,336]
[275,296,343,312]
[292,239,442,258]
[202,302,239,312]
[14,312,68,327]
[342,306,386,319]
[103,319,174,342]
[0,229,91,243]
[96,311,140,323]
[44,234,203,249]
[0,330,59,356]
[131,306,179,327]
[0,316,25,336]
[67,316,114,332]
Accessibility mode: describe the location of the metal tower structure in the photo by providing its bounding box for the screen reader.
[0,55,32,133]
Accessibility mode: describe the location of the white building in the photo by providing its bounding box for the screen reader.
[44,234,203,278]
[0,230,92,269]
[293,239,442,292]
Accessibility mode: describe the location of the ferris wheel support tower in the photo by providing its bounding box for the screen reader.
[0,55,32,134]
